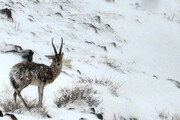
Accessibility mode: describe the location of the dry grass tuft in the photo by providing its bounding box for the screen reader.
[103,56,126,74]
[0,98,50,118]
[158,110,180,120]
[0,85,49,118]
[0,97,37,112]
[63,58,72,68]
[78,77,122,97]
[54,85,100,108]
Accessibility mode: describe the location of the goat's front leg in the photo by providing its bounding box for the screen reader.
[38,84,45,107]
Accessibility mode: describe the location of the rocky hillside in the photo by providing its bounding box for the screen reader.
[0,0,180,120]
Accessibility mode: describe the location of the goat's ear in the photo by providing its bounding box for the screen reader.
[45,55,54,59]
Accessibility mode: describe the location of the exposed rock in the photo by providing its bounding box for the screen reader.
[68,108,75,110]
[0,110,3,117]
[0,43,34,62]
[0,8,13,20]
[79,118,88,120]
[5,113,18,120]
[167,78,180,89]
[97,45,107,51]
[130,117,138,120]
[94,15,101,23]
[87,107,103,120]
[111,42,117,47]
[89,107,95,113]
[20,49,34,62]
[83,23,101,33]
[55,12,63,17]
[46,114,52,118]
[153,75,158,79]
[0,43,23,52]
[77,70,82,75]
[95,113,103,120]
[85,41,95,45]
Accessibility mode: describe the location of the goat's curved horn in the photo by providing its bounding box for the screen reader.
[59,37,63,55]
[52,38,57,56]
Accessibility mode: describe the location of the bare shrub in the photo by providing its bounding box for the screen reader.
[171,114,180,120]
[54,85,100,108]
[78,77,122,97]
[0,86,49,118]
[0,98,49,118]
[106,0,115,2]
[114,114,138,120]
[158,110,180,120]
[0,97,37,112]
[159,111,169,119]
[103,57,125,74]
[0,99,22,112]
[104,60,121,71]
[109,83,122,97]
[63,58,72,68]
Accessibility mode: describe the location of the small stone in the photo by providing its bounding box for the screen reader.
[130,117,138,120]
[89,107,95,113]
[46,114,52,118]
[79,118,88,120]
[68,108,75,110]
[96,113,103,120]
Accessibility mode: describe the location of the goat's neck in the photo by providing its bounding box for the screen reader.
[50,62,62,80]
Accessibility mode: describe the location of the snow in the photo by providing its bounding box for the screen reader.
[0,0,180,120]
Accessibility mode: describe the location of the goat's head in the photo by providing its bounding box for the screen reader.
[45,38,64,67]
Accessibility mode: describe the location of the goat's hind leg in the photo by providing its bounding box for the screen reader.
[11,77,18,103]
[13,90,29,109]
[13,91,17,103]
[16,90,29,109]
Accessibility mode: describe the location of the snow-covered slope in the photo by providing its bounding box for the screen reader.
[0,0,180,120]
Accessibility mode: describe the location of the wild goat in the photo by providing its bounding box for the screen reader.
[9,38,64,108]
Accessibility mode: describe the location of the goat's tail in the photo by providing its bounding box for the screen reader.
[10,77,18,89]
